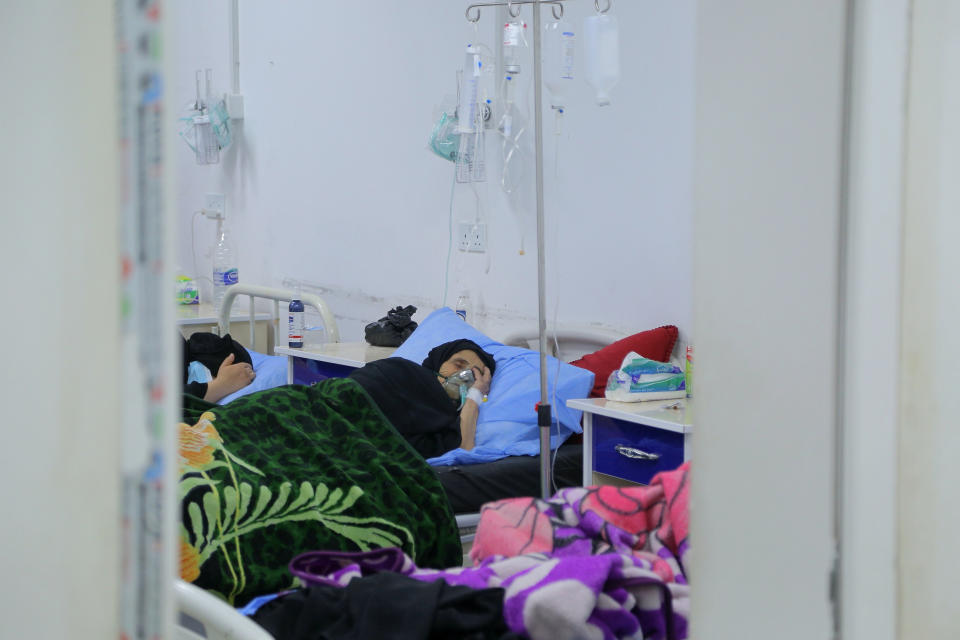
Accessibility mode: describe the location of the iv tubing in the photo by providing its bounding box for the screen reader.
[229,0,240,94]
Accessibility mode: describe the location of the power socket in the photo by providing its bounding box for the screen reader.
[204,193,225,219]
[458,222,487,252]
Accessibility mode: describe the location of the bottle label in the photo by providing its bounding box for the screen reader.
[289,312,304,344]
[214,268,238,286]
[503,21,526,47]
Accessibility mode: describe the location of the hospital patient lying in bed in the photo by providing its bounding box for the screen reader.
[182,333,257,402]
[179,381,463,604]
[347,338,494,457]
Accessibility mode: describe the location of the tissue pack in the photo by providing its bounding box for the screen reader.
[605,351,687,402]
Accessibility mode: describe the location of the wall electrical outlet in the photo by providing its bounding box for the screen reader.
[458,221,487,252]
[204,193,225,219]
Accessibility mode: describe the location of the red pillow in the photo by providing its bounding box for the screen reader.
[569,325,680,398]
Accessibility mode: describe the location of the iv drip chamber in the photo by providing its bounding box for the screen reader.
[457,45,482,133]
[583,14,620,106]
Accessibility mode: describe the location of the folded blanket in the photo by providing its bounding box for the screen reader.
[289,463,691,640]
[179,379,462,605]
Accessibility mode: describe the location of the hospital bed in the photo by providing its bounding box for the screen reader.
[194,284,341,404]
[178,286,680,637]
[439,324,634,541]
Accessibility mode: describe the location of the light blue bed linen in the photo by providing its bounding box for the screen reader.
[186,349,289,404]
[392,308,594,466]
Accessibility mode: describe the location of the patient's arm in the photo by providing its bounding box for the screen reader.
[204,353,256,403]
[458,365,491,450]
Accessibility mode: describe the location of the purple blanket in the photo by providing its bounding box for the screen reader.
[289,465,690,639]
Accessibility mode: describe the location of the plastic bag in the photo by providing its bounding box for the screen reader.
[364,305,418,347]
[604,351,686,402]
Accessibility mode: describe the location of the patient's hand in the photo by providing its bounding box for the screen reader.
[471,365,492,396]
[203,353,256,403]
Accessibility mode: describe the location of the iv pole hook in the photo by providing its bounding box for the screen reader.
[507,0,523,18]
[551,3,564,19]
[595,0,612,14]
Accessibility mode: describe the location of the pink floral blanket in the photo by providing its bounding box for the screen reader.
[290,463,690,639]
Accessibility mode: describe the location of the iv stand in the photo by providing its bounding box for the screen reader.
[466,0,611,499]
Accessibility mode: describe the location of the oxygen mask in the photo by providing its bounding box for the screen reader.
[442,368,476,408]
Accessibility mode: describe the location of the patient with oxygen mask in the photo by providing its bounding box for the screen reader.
[348,339,494,459]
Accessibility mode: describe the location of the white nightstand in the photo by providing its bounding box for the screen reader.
[274,342,397,384]
[566,397,693,486]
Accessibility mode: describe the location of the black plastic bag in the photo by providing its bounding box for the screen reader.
[364,305,418,347]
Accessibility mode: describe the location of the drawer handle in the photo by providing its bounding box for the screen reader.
[615,444,661,461]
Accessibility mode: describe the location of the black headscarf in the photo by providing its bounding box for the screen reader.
[421,339,497,376]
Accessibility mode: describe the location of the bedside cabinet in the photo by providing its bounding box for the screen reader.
[274,342,396,384]
[566,397,692,486]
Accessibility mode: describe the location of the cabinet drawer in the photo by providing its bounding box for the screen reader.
[593,414,685,485]
[292,357,357,384]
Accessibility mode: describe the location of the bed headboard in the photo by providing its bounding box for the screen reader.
[500,325,625,362]
[217,283,341,352]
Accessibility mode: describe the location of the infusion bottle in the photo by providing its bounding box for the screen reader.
[289,289,304,348]
[583,13,620,106]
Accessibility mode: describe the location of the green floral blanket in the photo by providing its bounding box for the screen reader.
[178,378,462,604]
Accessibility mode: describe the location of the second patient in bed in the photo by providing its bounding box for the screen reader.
[182,333,256,403]
[348,339,495,458]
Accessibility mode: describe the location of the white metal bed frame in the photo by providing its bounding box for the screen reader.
[217,283,341,352]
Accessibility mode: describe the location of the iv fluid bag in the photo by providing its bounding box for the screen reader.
[543,21,575,108]
[583,14,620,106]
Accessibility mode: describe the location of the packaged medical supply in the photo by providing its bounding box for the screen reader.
[288,296,304,349]
[583,13,620,106]
[176,275,199,305]
[212,221,238,313]
[605,351,686,402]
[455,292,471,321]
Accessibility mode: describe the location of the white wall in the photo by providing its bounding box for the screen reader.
[690,2,846,638]
[0,3,121,638]
[172,0,695,344]
[899,0,960,635]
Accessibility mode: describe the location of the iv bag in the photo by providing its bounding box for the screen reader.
[543,20,575,109]
[583,14,620,106]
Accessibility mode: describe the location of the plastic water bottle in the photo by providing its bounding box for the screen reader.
[455,292,471,321]
[211,221,238,313]
[288,295,304,348]
[583,14,620,106]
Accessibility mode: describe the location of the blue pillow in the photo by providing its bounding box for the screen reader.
[393,307,594,466]
[218,349,289,404]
